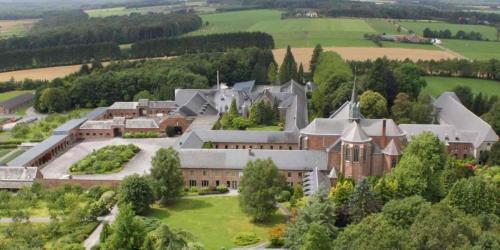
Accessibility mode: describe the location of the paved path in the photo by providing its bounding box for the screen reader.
[84,205,119,250]
[0,217,50,223]
[1,107,46,130]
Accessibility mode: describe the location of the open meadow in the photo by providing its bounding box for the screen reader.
[0,90,33,102]
[422,76,500,97]
[0,19,37,39]
[397,20,499,41]
[440,39,500,60]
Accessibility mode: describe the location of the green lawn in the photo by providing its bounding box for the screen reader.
[246,125,282,131]
[0,90,33,102]
[398,20,499,41]
[147,196,286,250]
[191,10,379,48]
[422,76,500,97]
[440,39,500,60]
[366,19,401,34]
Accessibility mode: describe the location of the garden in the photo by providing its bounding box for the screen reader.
[217,99,283,131]
[145,196,286,249]
[69,144,140,174]
[0,184,116,249]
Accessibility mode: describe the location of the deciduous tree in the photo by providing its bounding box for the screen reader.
[101,203,146,250]
[150,147,184,204]
[118,174,154,214]
[359,90,388,118]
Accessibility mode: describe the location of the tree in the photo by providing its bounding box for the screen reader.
[381,195,430,228]
[239,159,286,222]
[364,57,399,106]
[394,63,427,100]
[133,90,155,101]
[292,184,304,200]
[279,45,298,83]
[284,194,338,249]
[486,141,500,165]
[150,147,184,204]
[118,174,154,214]
[482,100,500,135]
[39,87,70,113]
[220,98,239,129]
[142,224,192,250]
[453,86,474,109]
[329,179,354,206]
[302,223,332,250]
[404,131,447,172]
[297,63,305,84]
[392,154,433,199]
[348,178,382,223]
[446,177,497,215]
[267,62,278,84]
[101,203,146,250]
[249,101,275,125]
[391,93,412,124]
[333,214,413,250]
[359,90,388,118]
[409,94,433,124]
[310,44,323,76]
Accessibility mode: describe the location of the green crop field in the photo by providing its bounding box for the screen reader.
[191,10,380,48]
[441,39,500,60]
[398,20,499,41]
[0,90,33,102]
[422,76,500,97]
[366,19,400,34]
[0,19,36,39]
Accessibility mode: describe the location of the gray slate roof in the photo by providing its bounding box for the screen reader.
[181,129,299,147]
[303,167,332,196]
[125,118,159,129]
[179,149,328,170]
[341,121,371,142]
[52,118,87,135]
[0,92,34,109]
[108,102,138,110]
[8,135,68,166]
[233,80,255,93]
[382,139,401,155]
[178,93,218,117]
[302,118,404,137]
[84,107,108,120]
[80,120,114,130]
[433,92,498,147]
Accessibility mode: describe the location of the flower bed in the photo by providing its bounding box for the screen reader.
[69,144,140,174]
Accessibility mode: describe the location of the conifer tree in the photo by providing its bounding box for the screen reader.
[267,62,278,84]
[310,44,323,76]
[298,63,305,84]
[279,45,298,83]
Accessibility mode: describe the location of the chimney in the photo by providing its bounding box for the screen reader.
[381,119,387,148]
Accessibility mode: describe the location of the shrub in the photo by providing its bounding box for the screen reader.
[189,186,199,193]
[216,185,229,193]
[166,126,177,137]
[123,131,159,138]
[232,232,260,246]
[69,144,140,174]
[198,186,219,195]
[269,224,286,247]
[276,190,291,202]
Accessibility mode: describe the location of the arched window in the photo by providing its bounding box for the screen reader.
[344,145,350,161]
[353,145,360,162]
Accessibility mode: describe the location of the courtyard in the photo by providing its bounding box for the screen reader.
[41,137,179,180]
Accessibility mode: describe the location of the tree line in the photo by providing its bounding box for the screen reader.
[129,32,274,58]
[0,10,202,52]
[0,43,121,72]
[423,28,485,41]
[32,47,276,113]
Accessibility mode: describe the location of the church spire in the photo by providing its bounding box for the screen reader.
[349,72,361,121]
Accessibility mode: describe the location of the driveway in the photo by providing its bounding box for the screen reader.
[41,137,179,180]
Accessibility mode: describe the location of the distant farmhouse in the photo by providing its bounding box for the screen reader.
[0,92,34,115]
[2,80,498,194]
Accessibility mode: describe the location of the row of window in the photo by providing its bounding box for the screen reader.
[344,145,369,162]
[191,170,303,178]
[79,132,111,136]
[189,180,239,189]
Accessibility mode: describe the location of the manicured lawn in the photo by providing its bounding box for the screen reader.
[398,20,499,41]
[0,90,33,102]
[246,125,282,131]
[422,76,500,97]
[147,196,286,250]
[191,10,379,48]
[440,39,500,60]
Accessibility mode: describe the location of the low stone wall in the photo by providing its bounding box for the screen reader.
[40,178,121,189]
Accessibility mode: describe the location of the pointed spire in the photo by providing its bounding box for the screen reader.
[349,71,361,121]
[351,73,358,103]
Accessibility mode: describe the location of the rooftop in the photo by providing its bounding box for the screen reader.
[8,134,68,166]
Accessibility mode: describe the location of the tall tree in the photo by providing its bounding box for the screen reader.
[267,62,278,84]
[297,63,305,84]
[150,147,184,204]
[279,45,298,83]
[302,223,333,250]
[482,100,500,135]
[239,158,286,222]
[348,178,382,223]
[452,86,474,109]
[38,87,70,113]
[359,90,388,118]
[391,93,412,124]
[364,57,399,106]
[394,63,427,100]
[446,177,497,215]
[142,224,192,250]
[409,94,433,124]
[381,195,430,228]
[118,174,154,214]
[310,44,323,76]
[101,203,146,250]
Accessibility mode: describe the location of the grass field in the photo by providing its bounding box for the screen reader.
[147,196,285,249]
[191,10,380,48]
[398,20,499,41]
[440,39,500,60]
[0,19,36,39]
[422,76,500,97]
[0,90,33,102]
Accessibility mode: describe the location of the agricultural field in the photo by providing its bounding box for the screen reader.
[191,10,380,48]
[422,76,500,97]
[147,196,285,249]
[0,19,36,39]
[398,20,499,41]
[273,47,457,71]
[440,39,500,60]
[0,90,33,102]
